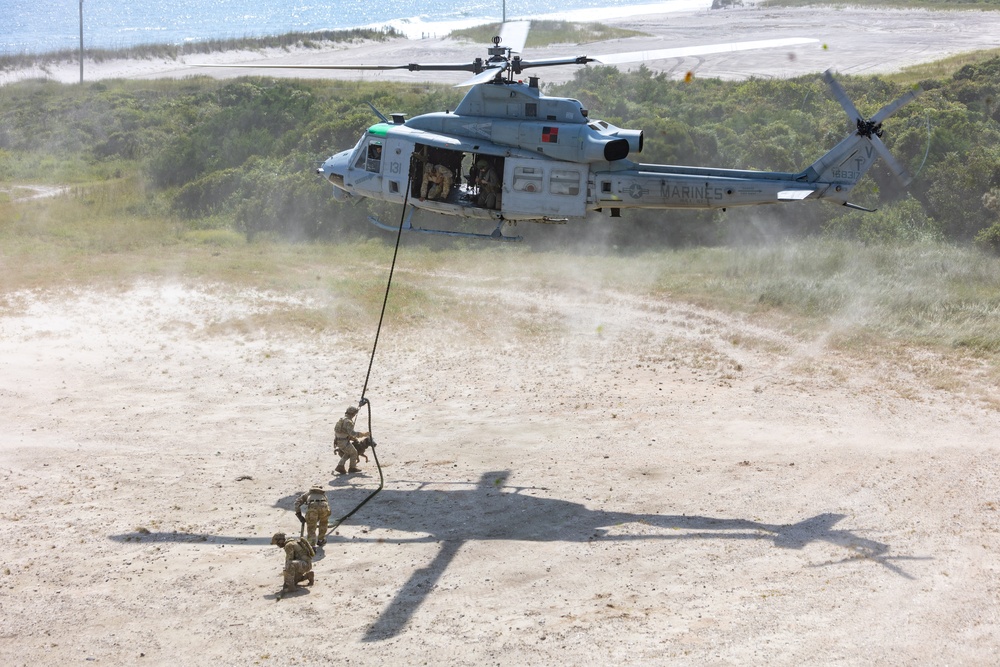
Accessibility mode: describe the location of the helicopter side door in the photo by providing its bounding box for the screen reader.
[501,158,589,218]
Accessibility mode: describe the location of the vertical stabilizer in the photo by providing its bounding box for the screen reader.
[802,71,920,202]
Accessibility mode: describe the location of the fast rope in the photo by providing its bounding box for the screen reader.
[330,156,416,532]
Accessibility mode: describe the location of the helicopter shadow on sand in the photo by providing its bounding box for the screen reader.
[109,470,927,640]
[309,470,928,642]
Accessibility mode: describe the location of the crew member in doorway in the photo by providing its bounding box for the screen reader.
[474,158,500,209]
[420,163,453,201]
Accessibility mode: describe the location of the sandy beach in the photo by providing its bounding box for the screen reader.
[4,5,1000,87]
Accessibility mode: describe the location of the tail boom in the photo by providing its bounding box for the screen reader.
[590,73,918,215]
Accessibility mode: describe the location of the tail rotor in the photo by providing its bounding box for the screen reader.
[823,69,921,186]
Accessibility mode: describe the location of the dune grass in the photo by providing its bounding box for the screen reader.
[0,27,402,71]
[883,47,1000,86]
[448,21,645,48]
[3,177,1000,362]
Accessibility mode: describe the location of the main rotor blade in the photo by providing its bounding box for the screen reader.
[192,62,480,73]
[499,20,531,55]
[456,66,505,87]
[592,37,819,66]
[871,86,922,125]
[823,69,863,124]
[517,55,595,71]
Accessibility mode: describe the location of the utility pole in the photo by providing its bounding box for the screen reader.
[79,0,84,83]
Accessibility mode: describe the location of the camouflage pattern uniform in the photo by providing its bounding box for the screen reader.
[295,485,332,547]
[271,532,314,591]
[420,164,453,201]
[475,159,500,209]
[334,406,367,474]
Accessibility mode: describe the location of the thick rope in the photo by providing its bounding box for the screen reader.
[331,157,415,531]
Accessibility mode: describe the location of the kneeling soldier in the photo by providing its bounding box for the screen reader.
[271,532,314,592]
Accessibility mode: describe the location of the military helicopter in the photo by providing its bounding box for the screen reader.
[208,22,919,241]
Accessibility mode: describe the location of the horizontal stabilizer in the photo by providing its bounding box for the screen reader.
[778,190,814,200]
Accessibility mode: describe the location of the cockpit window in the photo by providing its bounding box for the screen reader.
[365,142,383,173]
[354,140,383,173]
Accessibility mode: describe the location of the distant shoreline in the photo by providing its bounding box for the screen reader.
[3,5,1000,87]
[1,1,718,59]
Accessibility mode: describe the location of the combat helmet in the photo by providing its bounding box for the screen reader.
[346,405,359,416]
[270,532,286,545]
[309,483,324,493]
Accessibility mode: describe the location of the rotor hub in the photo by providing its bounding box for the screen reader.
[856,118,884,139]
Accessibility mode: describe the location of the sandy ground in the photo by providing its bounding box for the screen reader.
[4,5,1000,87]
[1,268,999,665]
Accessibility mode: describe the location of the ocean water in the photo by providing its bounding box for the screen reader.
[1,0,711,56]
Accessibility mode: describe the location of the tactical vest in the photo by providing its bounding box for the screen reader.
[290,537,315,560]
[334,417,353,441]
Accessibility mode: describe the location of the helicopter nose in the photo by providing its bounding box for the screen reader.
[318,150,352,191]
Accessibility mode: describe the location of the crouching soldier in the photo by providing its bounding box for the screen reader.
[420,163,453,201]
[271,532,314,592]
[294,484,331,547]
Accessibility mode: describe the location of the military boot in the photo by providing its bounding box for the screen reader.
[305,572,315,586]
[334,465,347,475]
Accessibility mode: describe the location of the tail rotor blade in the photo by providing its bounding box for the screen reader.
[872,134,913,187]
[823,69,862,124]
[871,86,922,125]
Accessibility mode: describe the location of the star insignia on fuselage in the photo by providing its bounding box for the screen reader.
[627,182,647,199]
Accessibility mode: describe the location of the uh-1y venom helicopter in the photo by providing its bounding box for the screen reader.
[213,22,919,241]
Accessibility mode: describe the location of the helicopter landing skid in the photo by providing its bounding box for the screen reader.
[366,211,522,242]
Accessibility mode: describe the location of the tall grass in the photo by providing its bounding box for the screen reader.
[646,240,1000,353]
[884,48,1000,87]
[3,178,1000,356]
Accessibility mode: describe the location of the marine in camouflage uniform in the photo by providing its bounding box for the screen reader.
[474,159,501,210]
[334,405,369,475]
[420,163,453,201]
[294,484,332,547]
[271,532,315,592]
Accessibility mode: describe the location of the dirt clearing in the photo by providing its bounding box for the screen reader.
[1,271,998,665]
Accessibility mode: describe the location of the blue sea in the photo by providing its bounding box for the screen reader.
[1,0,711,56]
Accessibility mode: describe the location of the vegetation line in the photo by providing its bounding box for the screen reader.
[0,27,402,71]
